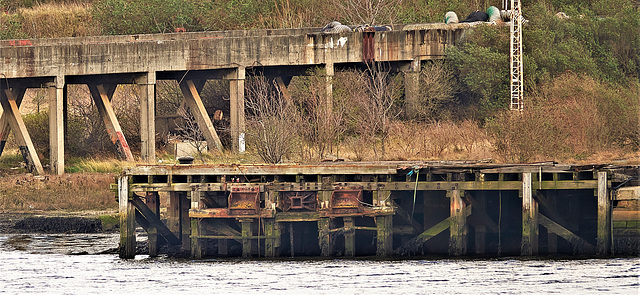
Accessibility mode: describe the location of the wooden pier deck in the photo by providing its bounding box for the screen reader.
[116,161,639,259]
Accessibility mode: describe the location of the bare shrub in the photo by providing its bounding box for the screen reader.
[489,73,639,162]
[245,76,299,163]
[414,61,457,121]
[175,108,207,163]
[291,68,345,160]
[339,64,402,159]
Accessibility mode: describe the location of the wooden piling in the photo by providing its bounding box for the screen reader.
[449,189,467,256]
[521,172,538,255]
[597,171,610,255]
[264,219,277,257]
[376,215,393,256]
[145,192,160,257]
[344,217,355,257]
[118,176,136,259]
[318,218,332,257]
[180,194,191,250]
[191,218,203,259]
[241,219,253,258]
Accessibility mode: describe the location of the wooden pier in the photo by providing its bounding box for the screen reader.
[117,162,639,259]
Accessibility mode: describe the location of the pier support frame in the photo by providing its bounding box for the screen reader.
[0,88,25,158]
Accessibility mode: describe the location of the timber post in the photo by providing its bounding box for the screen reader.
[145,192,160,257]
[318,218,332,257]
[343,217,355,257]
[521,172,538,255]
[118,176,136,259]
[241,219,253,258]
[597,171,611,255]
[449,189,467,256]
[376,215,393,256]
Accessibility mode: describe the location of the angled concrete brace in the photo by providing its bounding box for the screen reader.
[0,87,26,157]
[88,84,135,161]
[178,79,223,151]
[0,88,44,175]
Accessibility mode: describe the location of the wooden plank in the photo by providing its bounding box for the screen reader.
[179,79,223,151]
[539,214,595,253]
[0,88,25,157]
[88,84,134,161]
[118,176,136,259]
[597,171,610,255]
[0,89,44,175]
[521,172,538,255]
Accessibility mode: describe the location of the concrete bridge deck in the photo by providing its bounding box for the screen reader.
[0,23,483,175]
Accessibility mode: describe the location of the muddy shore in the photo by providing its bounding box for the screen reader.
[0,211,118,234]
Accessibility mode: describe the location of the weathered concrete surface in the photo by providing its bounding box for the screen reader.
[0,24,472,79]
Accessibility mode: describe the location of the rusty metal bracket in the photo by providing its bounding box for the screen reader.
[330,186,363,214]
[281,191,318,212]
[228,186,260,215]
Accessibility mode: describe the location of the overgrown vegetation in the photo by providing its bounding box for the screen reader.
[0,0,637,166]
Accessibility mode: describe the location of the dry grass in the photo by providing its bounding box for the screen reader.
[0,173,117,211]
[18,2,99,38]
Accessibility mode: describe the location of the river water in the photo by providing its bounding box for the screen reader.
[0,234,638,294]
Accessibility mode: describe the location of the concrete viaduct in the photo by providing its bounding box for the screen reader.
[0,22,476,175]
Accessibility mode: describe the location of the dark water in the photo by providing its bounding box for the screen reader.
[0,234,638,294]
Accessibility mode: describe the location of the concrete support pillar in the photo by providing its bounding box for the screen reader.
[118,176,136,259]
[376,215,393,256]
[229,67,246,153]
[597,171,611,255]
[521,172,538,255]
[325,63,334,114]
[137,72,156,162]
[449,189,467,256]
[48,76,65,175]
[404,59,421,118]
[145,192,160,257]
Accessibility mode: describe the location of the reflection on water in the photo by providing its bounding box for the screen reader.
[0,234,638,294]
